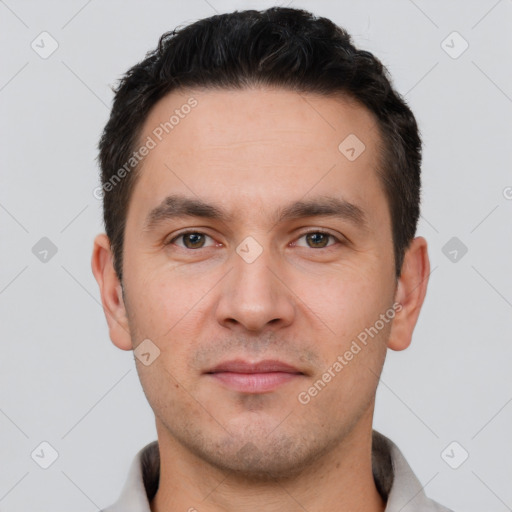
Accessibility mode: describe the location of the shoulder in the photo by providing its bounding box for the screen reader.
[372,430,456,512]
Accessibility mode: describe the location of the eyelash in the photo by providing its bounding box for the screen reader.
[167,230,343,250]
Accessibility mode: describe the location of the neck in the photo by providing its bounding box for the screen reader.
[150,411,386,512]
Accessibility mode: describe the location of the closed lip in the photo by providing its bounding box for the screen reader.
[205,359,303,374]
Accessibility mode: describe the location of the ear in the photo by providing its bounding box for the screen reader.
[387,236,430,351]
[91,233,133,351]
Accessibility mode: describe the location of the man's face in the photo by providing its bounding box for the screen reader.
[115,88,400,477]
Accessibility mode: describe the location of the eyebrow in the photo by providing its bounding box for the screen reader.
[143,194,368,232]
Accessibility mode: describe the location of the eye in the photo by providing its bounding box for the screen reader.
[168,231,217,249]
[294,230,340,249]
[167,230,342,251]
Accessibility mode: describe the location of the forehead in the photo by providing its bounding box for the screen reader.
[142,86,380,155]
[128,87,387,228]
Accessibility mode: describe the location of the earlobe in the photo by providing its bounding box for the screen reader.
[387,236,430,352]
[91,233,133,351]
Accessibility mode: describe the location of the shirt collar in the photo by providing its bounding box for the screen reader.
[102,430,452,512]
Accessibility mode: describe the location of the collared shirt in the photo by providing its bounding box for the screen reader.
[101,430,454,512]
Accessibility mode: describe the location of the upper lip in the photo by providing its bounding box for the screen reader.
[205,359,303,374]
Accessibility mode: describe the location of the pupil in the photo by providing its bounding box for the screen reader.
[308,233,327,248]
[186,233,203,248]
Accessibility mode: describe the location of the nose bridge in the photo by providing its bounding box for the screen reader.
[215,234,295,331]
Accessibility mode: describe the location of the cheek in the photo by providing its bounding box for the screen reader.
[293,262,393,342]
[125,259,207,337]
[126,268,216,378]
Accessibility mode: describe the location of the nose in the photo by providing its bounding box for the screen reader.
[215,240,296,333]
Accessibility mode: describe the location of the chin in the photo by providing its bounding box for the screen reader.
[195,430,333,482]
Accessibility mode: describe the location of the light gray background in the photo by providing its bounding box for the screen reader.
[1,0,511,510]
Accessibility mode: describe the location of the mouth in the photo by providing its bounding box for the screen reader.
[204,359,305,393]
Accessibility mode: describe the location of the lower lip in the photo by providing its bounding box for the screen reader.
[208,372,301,393]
